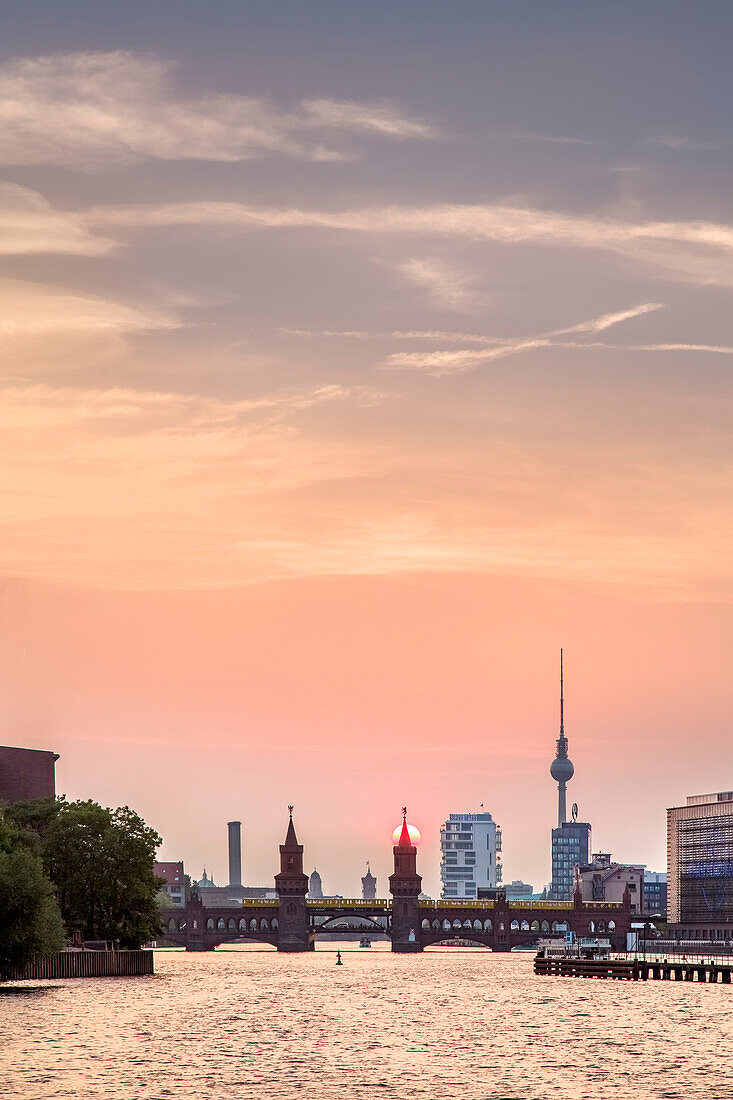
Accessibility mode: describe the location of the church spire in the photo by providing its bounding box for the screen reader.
[397,805,412,848]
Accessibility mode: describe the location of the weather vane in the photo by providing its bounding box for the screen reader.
[402,805,407,820]
[288,804,294,818]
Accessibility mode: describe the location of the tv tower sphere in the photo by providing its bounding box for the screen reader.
[550,755,574,783]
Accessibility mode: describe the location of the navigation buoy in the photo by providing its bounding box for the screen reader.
[336,950,343,965]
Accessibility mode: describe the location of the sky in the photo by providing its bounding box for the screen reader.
[1,1,733,897]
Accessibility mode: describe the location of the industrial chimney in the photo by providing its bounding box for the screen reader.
[227,820,242,886]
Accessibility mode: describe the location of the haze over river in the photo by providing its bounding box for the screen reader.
[2,947,731,1099]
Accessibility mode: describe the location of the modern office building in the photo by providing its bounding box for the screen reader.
[154,861,186,906]
[574,853,644,914]
[0,744,59,804]
[642,871,668,917]
[548,653,592,900]
[550,820,592,900]
[667,791,733,931]
[440,811,502,899]
[361,862,377,900]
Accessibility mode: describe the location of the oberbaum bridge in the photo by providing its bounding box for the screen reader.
[160,808,632,953]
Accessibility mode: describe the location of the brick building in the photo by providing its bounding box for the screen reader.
[0,744,58,804]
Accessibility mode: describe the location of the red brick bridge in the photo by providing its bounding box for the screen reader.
[160,811,631,953]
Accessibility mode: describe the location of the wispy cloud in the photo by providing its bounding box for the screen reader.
[0,182,113,255]
[0,51,435,169]
[282,328,498,343]
[514,131,599,146]
[393,256,488,312]
[382,302,665,375]
[87,198,733,286]
[2,378,731,595]
[0,278,181,375]
[0,381,392,587]
[551,302,664,335]
[646,133,727,152]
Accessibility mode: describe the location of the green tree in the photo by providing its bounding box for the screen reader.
[42,801,163,949]
[4,796,63,839]
[0,818,65,980]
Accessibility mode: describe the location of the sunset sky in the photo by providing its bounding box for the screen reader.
[2,1,733,896]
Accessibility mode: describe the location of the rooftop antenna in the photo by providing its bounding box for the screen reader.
[560,648,564,737]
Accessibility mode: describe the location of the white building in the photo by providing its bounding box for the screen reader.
[440,811,502,899]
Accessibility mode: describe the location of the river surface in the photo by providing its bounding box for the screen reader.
[2,945,732,1099]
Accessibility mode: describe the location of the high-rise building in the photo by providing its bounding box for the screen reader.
[548,653,591,900]
[361,862,377,900]
[667,791,733,930]
[440,811,502,899]
[550,820,592,900]
[0,745,59,804]
[228,821,242,886]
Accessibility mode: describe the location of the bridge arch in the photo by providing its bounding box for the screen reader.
[316,913,386,934]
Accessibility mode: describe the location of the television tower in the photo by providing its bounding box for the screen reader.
[549,650,574,827]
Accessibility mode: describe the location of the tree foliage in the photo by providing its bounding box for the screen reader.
[41,801,163,948]
[0,817,65,979]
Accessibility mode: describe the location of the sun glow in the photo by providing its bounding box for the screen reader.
[392,822,422,846]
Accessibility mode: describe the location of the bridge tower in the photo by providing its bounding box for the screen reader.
[274,806,312,952]
[389,808,423,952]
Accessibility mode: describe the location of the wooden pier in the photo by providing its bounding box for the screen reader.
[535,954,733,983]
[3,949,154,981]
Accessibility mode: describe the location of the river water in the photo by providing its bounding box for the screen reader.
[2,945,731,1099]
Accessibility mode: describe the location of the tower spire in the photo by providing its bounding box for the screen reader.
[560,648,564,737]
[550,649,574,827]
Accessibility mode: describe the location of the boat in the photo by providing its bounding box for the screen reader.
[359,935,371,948]
[536,934,612,961]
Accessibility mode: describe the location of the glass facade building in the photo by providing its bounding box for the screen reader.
[668,791,733,926]
[550,821,591,900]
[440,812,502,899]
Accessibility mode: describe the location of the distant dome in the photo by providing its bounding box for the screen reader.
[196,869,216,889]
[550,757,574,783]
